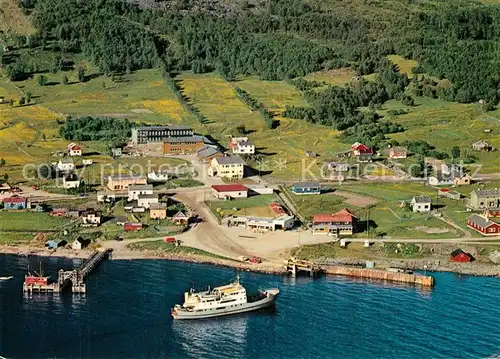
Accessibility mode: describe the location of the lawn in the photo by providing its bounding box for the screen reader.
[0,211,71,231]
[127,240,234,260]
[283,188,346,220]
[207,194,279,218]
[0,231,35,244]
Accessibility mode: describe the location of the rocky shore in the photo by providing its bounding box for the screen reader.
[2,244,498,278]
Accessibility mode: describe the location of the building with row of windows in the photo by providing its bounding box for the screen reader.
[131,126,194,145]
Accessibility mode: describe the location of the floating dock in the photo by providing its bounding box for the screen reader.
[23,249,112,294]
[322,265,435,287]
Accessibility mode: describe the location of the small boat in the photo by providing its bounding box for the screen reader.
[0,276,13,280]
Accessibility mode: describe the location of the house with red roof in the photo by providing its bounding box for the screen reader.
[2,196,27,210]
[351,142,374,162]
[312,208,357,236]
[211,184,248,199]
[67,143,82,156]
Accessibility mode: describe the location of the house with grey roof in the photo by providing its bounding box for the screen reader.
[470,189,500,209]
[209,155,246,179]
[410,196,432,213]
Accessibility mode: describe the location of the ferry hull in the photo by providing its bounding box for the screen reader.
[172,288,279,320]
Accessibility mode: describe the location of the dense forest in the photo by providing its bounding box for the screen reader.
[5,0,500,105]
[0,0,500,110]
[60,116,133,142]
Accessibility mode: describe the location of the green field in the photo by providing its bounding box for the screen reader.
[384,98,500,173]
[207,194,279,219]
[0,211,71,231]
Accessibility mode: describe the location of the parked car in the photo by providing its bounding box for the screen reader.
[115,236,123,242]
[249,256,262,264]
[164,237,176,244]
[238,256,250,262]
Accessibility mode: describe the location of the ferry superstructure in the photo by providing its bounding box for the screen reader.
[171,275,279,320]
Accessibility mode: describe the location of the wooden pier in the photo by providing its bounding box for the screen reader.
[284,257,322,277]
[23,249,112,294]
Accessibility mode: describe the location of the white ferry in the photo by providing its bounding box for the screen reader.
[171,274,279,320]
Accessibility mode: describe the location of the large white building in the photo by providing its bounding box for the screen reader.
[128,184,154,201]
[209,156,246,179]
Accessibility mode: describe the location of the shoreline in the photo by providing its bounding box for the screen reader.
[1,245,499,278]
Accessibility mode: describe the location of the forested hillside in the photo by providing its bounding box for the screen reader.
[3,0,500,105]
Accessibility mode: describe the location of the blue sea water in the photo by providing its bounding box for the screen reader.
[0,254,499,359]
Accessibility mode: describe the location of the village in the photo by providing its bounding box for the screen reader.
[0,124,499,274]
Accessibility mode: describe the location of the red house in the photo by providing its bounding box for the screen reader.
[351,142,374,162]
[124,222,143,231]
[467,214,500,236]
[50,208,68,217]
[312,208,357,236]
[450,249,474,263]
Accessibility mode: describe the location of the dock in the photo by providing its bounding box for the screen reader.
[23,249,112,294]
[322,265,435,287]
[284,257,322,277]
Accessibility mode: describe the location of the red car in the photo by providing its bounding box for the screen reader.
[249,256,262,264]
[164,237,176,244]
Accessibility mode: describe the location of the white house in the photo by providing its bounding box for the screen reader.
[62,174,80,189]
[57,158,75,172]
[137,194,159,209]
[82,159,93,166]
[128,184,154,201]
[81,209,101,226]
[97,191,119,203]
[229,137,255,154]
[67,143,82,156]
[410,196,432,213]
[147,171,171,182]
[71,237,90,250]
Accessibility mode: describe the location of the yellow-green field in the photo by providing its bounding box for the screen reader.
[233,76,308,111]
[385,98,500,173]
[304,68,355,87]
[180,72,347,178]
[386,55,418,77]
[4,67,198,125]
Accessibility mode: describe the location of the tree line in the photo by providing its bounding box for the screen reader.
[234,87,276,129]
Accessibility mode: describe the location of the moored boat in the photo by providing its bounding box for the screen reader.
[171,274,279,320]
